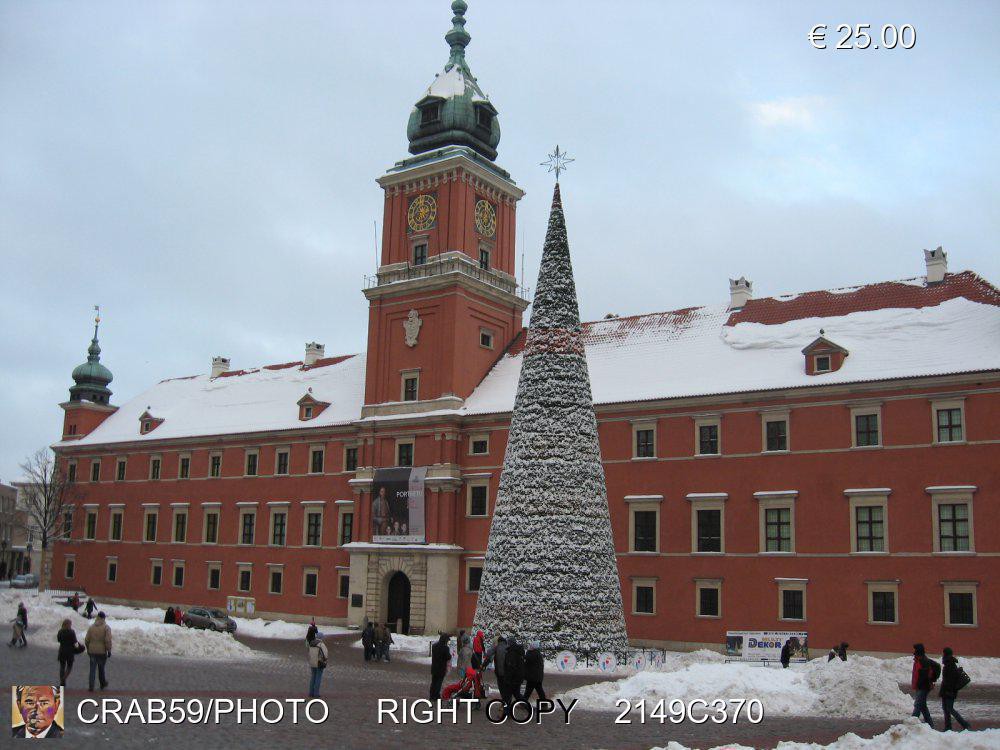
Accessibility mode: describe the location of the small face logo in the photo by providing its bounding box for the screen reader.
[474,199,496,237]
[13,685,63,738]
[407,194,437,232]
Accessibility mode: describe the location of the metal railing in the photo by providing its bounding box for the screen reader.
[364,255,528,299]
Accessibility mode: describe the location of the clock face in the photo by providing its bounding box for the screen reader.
[475,199,497,237]
[407,194,437,232]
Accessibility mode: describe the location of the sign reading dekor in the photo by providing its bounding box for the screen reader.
[371,467,427,543]
[726,630,809,663]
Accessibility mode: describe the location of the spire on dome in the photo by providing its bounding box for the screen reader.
[406,1,501,161]
[69,305,114,405]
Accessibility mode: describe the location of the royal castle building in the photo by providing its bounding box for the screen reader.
[53,2,1000,656]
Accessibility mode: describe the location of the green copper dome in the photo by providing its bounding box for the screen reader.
[407,0,501,161]
[69,316,113,404]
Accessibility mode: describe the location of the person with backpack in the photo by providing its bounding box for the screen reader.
[307,633,329,698]
[523,641,546,704]
[940,647,972,731]
[910,643,939,728]
[430,632,451,699]
[504,636,526,707]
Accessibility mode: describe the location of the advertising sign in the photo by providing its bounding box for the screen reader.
[555,651,577,671]
[371,466,427,543]
[597,652,617,672]
[725,631,809,663]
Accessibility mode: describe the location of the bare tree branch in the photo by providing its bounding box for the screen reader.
[17,448,78,551]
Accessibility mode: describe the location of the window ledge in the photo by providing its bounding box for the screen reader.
[779,618,807,623]
[631,611,657,617]
[944,623,977,629]
[867,620,898,626]
[626,551,660,556]
[762,449,790,455]
[465,514,489,519]
[759,551,795,556]
[695,453,721,458]
[693,551,725,556]
[934,551,976,556]
[852,551,889,556]
[696,614,722,620]
[631,456,658,462]
[850,445,883,451]
[933,440,967,447]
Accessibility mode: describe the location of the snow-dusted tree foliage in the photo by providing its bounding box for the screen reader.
[474,183,628,655]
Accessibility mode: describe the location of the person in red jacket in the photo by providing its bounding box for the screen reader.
[441,667,484,705]
[174,607,184,626]
[910,643,937,728]
[472,629,485,669]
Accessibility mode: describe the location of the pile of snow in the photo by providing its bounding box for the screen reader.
[563,657,912,719]
[869,654,1000,686]
[1,590,257,660]
[657,719,1000,749]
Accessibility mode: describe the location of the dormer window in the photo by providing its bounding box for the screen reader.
[475,105,492,130]
[801,334,848,376]
[303,406,313,420]
[138,410,164,434]
[297,392,330,421]
[142,421,153,433]
[420,101,442,126]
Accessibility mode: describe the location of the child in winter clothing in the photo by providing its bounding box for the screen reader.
[442,667,485,704]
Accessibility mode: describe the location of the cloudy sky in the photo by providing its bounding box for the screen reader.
[1,1,998,481]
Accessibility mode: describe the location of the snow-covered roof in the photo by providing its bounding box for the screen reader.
[463,271,1000,415]
[423,64,488,103]
[61,354,366,447]
[59,271,1000,447]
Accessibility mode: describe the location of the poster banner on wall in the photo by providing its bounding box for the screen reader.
[371,466,426,543]
[725,631,809,663]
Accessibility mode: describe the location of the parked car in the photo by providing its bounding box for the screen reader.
[181,607,237,633]
[10,573,38,589]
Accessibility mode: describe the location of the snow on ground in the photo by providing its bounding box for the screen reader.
[2,590,252,660]
[351,632,435,656]
[657,719,1000,749]
[563,658,913,719]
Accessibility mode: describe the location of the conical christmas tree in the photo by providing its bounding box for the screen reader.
[473,183,628,655]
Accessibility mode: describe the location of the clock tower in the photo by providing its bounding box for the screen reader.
[362,0,528,417]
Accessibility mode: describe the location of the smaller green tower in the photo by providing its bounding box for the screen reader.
[406,0,501,161]
[69,308,113,405]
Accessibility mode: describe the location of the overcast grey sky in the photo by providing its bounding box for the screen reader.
[2,1,998,481]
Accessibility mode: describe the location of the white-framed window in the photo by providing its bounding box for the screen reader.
[143,507,158,542]
[942,582,977,627]
[401,370,420,402]
[106,557,118,583]
[813,354,832,373]
[343,445,359,472]
[867,580,898,624]
[239,508,257,545]
[338,505,355,546]
[84,509,98,540]
[172,561,185,588]
[337,570,350,599]
[67,460,77,483]
[846,490,890,553]
[695,579,722,618]
[309,445,325,474]
[109,508,123,542]
[928,487,975,553]
[303,506,324,546]
[172,508,188,543]
[202,507,220,544]
[149,455,162,480]
[466,562,483,592]
[208,452,222,478]
[467,481,489,517]
[694,416,721,456]
[688,494,726,553]
[479,327,494,349]
[777,579,807,621]
[178,454,191,479]
[761,410,790,452]
[396,439,414,467]
[64,556,75,580]
[756,493,796,553]
[115,457,127,481]
[90,459,101,482]
[303,567,319,597]
[469,434,490,456]
[275,447,290,476]
[412,240,428,266]
[269,506,288,546]
[627,497,661,553]
[850,405,882,448]
[150,559,163,586]
[931,399,966,444]
[238,563,253,593]
[244,449,259,477]
[631,577,657,615]
[207,563,221,591]
[632,422,657,459]
[268,565,283,595]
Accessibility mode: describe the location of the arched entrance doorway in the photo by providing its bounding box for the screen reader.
[386,571,411,634]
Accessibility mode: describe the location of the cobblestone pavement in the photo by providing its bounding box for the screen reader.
[3,628,998,749]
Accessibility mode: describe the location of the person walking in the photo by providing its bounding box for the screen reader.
[8,610,26,648]
[484,636,509,704]
[522,641,547,704]
[940,647,972,731]
[17,602,28,632]
[307,633,329,698]
[57,618,82,687]
[503,636,526,705]
[84,597,97,619]
[70,592,81,612]
[455,634,473,678]
[362,622,375,662]
[84,612,112,691]
[378,624,394,662]
[430,632,451,699]
[780,639,792,669]
[472,629,485,669]
[910,643,939,728]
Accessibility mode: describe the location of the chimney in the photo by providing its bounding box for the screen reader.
[304,342,325,366]
[924,246,948,284]
[729,277,753,310]
[210,356,230,378]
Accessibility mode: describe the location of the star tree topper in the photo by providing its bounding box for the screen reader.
[541,145,575,181]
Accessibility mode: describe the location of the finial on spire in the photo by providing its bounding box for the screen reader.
[541,145,575,181]
[445,0,471,65]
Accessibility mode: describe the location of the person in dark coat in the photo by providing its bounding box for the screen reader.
[430,633,451,699]
[84,597,97,618]
[17,602,28,631]
[827,642,849,661]
[483,636,508,702]
[910,643,937,728]
[940,647,971,731]
[780,640,792,669]
[56,618,81,686]
[306,621,318,644]
[361,622,375,662]
[522,641,546,703]
[503,637,526,706]
[164,606,175,625]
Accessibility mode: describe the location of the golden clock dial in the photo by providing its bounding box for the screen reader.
[475,199,497,237]
[407,194,437,232]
